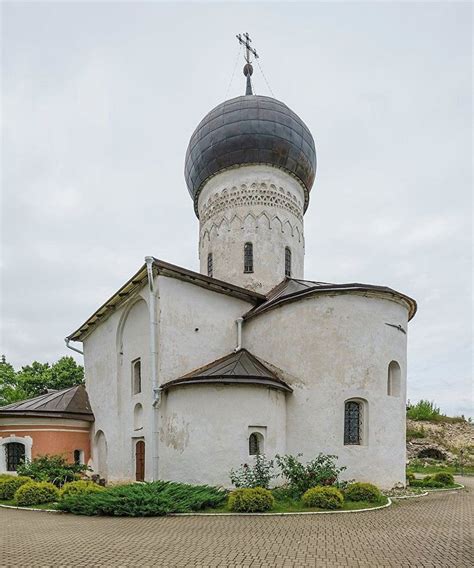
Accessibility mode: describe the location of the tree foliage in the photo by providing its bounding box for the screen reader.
[0,355,84,406]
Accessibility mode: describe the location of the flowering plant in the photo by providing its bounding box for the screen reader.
[229,454,275,489]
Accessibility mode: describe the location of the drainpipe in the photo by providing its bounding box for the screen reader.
[64,337,84,355]
[145,256,161,481]
[234,317,244,352]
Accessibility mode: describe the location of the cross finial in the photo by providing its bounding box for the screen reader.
[236,33,259,95]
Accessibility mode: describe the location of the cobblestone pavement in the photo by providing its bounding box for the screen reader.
[0,477,472,568]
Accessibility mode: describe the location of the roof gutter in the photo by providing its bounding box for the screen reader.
[64,337,84,356]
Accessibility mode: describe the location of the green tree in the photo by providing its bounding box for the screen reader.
[0,355,84,405]
[50,356,84,390]
[0,355,26,405]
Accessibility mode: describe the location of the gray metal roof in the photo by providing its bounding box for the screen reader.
[162,349,292,393]
[0,385,94,421]
[185,95,317,217]
[244,278,418,321]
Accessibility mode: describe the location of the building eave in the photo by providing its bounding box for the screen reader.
[243,283,417,322]
[67,258,266,342]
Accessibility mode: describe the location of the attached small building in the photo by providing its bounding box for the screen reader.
[0,385,93,473]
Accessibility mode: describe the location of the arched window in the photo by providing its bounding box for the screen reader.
[344,400,363,445]
[285,247,292,277]
[244,242,253,273]
[132,359,141,395]
[249,432,264,455]
[387,361,401,396]
[6,442,25,471]
[207,252,213,277]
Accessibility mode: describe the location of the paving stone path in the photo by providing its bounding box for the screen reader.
[0,477,472,567]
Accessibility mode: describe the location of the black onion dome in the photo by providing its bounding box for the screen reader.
[185,95,317,216]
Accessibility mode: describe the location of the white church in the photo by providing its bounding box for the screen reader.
[67,43,417,489]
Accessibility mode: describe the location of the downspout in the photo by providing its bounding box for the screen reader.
[145,256,161,481]
[64,337,84,355]
[234,317,244,352]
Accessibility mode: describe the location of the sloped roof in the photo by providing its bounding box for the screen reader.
[67,258,265,342]
[0,385,94,422]
[162,349,292,393]
[244,278,417,321]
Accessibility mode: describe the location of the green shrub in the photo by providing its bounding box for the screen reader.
[275,453,346,496]
[408,479,422,487]
[57,481,227,516]
[60,480,105,499]
[344,482,382,503]
[302,486,344,509]
[228,487,274,512]
[14,481,59,506]
[432,472,454,486]
[0,476,32,500]
[407,400,441,421]
[16,454,88,487]
[406,473,416,483]
[229,455,275,489]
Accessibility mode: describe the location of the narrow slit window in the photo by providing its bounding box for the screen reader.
[244,242,253,273]
[132,359,141,395]
[344,401,362,445]
[285,247,292,277]
[207,252,213,277]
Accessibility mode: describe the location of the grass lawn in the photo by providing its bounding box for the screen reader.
[200,496,389,514]
[0,499,58,510]
[407,464,474,476]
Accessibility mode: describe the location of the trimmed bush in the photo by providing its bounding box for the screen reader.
[344,482,382,503]
[57,481,227,516]
[0,476,32,500]
[432,472,455,486]
[60,480,105,499]
[406,473,416,483]
[302,486,344,509]
[228,487,274,512]
[14,481,59,506]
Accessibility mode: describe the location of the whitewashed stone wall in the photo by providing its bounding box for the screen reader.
[244,292,409,489]
[198,165,306,293]
[159,385,287,487]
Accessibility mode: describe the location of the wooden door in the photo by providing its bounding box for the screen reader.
[135,440,145,481]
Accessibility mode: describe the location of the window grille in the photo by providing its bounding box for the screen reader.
[344,401,362,445]
[285,247,292,277]
[132,359,141,395]
[249,432,261,455]
[207,253,213,277]
[244,243,253,273]
[6,442,25,471]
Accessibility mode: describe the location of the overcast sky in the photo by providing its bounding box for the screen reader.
[1,2,472,417]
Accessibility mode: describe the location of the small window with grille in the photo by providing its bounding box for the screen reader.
[249,432,264,455]
[344,400,362,445]
[244,242,253,273]
[132,359,141,395]
[207,252,213,277]
[285,247,292,277]
[74,449,84,465]
[6,442,25,471]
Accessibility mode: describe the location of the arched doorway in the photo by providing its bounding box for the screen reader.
[135,440,145,481]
